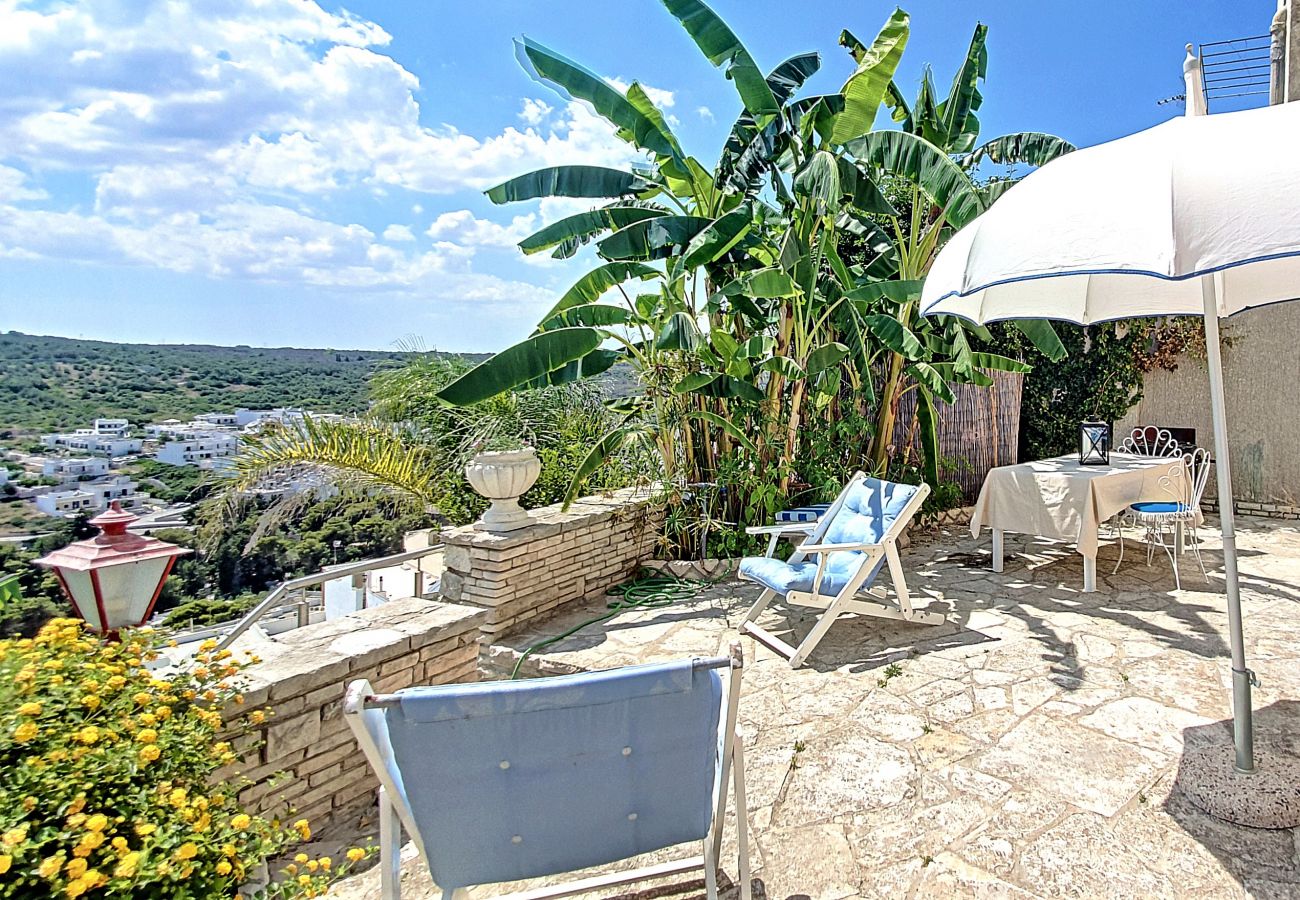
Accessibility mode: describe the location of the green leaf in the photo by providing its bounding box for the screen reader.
[514,37,681,158]
[865,314,924,360]
[744,268,797,298]
[806,342,850,375]
[765,52,821,104]
[538,303,631,331]
[679,373,765,402]
[906,361,956,404]
[436,328,603,405]
[564,422,641,507]
[968,352,1032,374]
[674,372,720,392]
[846,280,923,307]
[965,132,1076,169]
[915,385,941,486]
[761,355,806,380]
[519,207,667,256]
[534,348,622,386]
[831,8,909,145]
[656,311,702,350]
[938,23,988,151]
[661,0,779,122]
[684,409,758,453]
[793,149,841,213]
[884,80,914,130]
[486,166,648,203]
[681,207,753,268]
[625,82,685,159]
[1013,319,1067,362]
[836,157,896,215]
[739,334,774,358]
[597,215,713,261]
[847,130,984,228]
[540,262,659,322]
[709,329,739,361]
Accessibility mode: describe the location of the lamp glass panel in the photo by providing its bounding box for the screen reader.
[95,558,170,630]
[60,569,101,632]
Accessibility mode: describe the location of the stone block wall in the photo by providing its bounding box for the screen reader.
[438,487,662,645]
[224,598,486,834]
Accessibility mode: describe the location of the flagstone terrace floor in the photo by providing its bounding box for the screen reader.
[334,516,1300,899]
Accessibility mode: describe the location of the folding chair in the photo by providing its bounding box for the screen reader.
[343,643,750,900]
[739,472,943,668]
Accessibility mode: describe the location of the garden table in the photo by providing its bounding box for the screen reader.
[969,452,1196,592]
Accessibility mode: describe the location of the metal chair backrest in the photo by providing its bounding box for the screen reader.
[1119,426,1181,458]
[1185,447,1213,508]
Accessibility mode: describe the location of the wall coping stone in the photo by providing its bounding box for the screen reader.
[439,486,658,549]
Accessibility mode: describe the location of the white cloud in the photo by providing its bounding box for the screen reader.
[0,164,47,202]
[425,209,538,250]
[696,106,715,123]
[383,224,415,242]
[604,77,675,110]
[519,98,553,126]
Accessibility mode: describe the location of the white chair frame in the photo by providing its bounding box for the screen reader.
[739,472,943,668]
[1118,426,1181,458]
[1113,448,1212,590]
[343,643,751,900]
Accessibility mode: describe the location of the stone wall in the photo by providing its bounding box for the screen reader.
[438,487,662,646]
[225,598,486,834]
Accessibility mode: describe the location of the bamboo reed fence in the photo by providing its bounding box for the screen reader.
[892,371,1024,502]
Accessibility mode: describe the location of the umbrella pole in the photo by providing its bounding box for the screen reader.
[1200,274,1254,774]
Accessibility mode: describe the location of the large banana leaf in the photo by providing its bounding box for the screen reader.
[656,311,702,350]
[914,385,940,485]
[830,8,909,146]
[436,327,603,406]
[563,419,652,506]
[1012,319,1067,362]
[534,348,622,387]
[845,279,923,306]
[681,207,752,268]
[519,207,666,256]
[486,166,648,203]
[965,132,1076,169]
[538,303,631,331]
[865,314,924,360]
[597,215,714,261]
[847,130,984,229]
[539,262,660,322]
[937,23,987,152]
[661,0,778,122]
[515,38,681,159]
[766,52,820,105]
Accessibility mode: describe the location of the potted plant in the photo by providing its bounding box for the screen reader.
[464,440,541,532]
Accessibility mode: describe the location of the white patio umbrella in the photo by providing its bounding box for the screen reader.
[921,50,1300,818]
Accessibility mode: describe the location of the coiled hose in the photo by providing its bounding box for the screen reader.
[509,568,732,679]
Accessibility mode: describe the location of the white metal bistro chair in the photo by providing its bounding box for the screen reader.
[1118,425,1182,457]
[343,644,751,900]
[738,472,943,668]
[1113,448,1212,590]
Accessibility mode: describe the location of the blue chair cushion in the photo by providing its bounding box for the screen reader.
[382,660,722,890]
[1131,501,1190,514]
[739,477,919,598]
[775,503,831,524]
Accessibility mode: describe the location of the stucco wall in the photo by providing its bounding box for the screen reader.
[1116,302,1300,510]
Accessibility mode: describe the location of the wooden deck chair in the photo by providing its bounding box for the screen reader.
[739,472,944,668]
[342,644,751,900]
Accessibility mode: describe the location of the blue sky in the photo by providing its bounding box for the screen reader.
[0,0,1272,351]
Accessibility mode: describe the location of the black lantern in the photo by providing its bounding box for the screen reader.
[1079,420,1110,466]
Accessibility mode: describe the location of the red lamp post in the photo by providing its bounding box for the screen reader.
[35,502,192,636]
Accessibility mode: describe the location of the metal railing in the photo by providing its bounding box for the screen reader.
[214,544,443,651]
[1199,34,1272,109]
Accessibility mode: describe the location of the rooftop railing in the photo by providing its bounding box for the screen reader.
[1198,34,1273,110]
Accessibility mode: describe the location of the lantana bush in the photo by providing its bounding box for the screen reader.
[0,619,368,898]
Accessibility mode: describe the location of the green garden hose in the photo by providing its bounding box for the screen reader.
[508,567,733,679]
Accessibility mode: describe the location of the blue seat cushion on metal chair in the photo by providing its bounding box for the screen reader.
[774,503,831,524]
[1131,501,1190,514]
[382,660,723,891]
[739,478,919,597]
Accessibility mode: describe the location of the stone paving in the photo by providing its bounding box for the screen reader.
[333,516,1300,899]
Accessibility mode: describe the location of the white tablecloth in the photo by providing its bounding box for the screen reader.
[969,453,1199,559]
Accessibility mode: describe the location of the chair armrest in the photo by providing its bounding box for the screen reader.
[798,540,884,554]
[745,523,816,535]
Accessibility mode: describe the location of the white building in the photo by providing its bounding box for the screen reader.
[36,489,96,517]
[42,457,110,481]
[41,430,142,457]
[192,412,238,427]
[156,434,239,467]
[93,418,130,436]
[236,407,343,432]
[85,476,147,510]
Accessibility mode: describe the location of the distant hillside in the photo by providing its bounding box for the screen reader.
[0,332,449,432]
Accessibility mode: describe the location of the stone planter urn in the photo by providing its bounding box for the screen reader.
[465,447,541,532]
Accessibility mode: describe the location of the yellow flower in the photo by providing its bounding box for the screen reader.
[80,695,101,710]
[3,825,28,846]
[139,745,161,764]
[14,721,38,743]
[294,853,310,864]
[298,873,312,886]
[248,710,266,726]
[74,726,100,745]
[85,813,108,832]
[221,843,236,858]
[78,832,104,851]
[113,852,139,878]
[65,857,88,878]
[132,692,151,706]
[137,728,158,744]
[17,701,42,716]
[135,823,156,837]
[110,837,128,853]
[216,860,232,875]
[293,819,311,840]
[67,796,86,815]
[319,856,331,872]
[64,878,89,898]
[168,788,188,807]
[156,706,172,720]
[0,855,11,875]
[231,814,251,831]
[347,848,366,863]
[39,855,63,878]
[107,675,126,690]
[175,842,198,860]
[199,639,217,653]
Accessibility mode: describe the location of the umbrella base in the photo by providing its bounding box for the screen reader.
[1177,737,1300,829]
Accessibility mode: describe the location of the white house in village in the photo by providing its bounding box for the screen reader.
[36,490,97,517]
[92,418,130,436]
[42,457,110,482]
[34,476,148,517]
[155,433,239,467]
[42,429,142,457]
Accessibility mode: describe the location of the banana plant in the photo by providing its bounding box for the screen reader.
[836,22,1077,482]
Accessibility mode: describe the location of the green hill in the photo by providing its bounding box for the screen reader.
[0,331,419,433]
